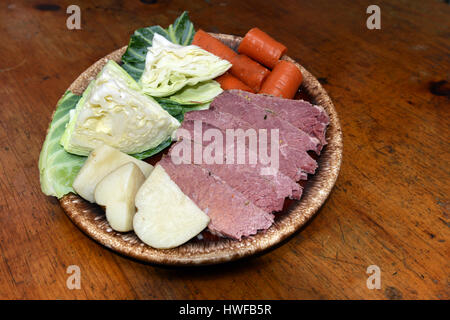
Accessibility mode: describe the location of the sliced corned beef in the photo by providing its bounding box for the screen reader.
[172,133,302,212]
[159,154,274,240]
[228,89,329,147]
[211,91,322,155]
[178,119,303,197]
[184,109,317,179]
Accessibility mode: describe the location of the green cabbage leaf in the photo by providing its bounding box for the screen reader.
[122,11,195,82]
[166,80,222,105]
[39,92,87,198]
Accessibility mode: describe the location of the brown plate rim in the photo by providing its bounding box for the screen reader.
[58,33,343,266]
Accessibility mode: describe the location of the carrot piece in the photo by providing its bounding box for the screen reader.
[215,73,255,93]
[230,54,270,92]
[192,29,237,62]
[238,28,287,69]
[259,60,303,99]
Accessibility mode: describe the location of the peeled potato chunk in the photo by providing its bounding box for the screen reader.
[73,144,153,202]
[134,164,210,249]
[94,163,145,232]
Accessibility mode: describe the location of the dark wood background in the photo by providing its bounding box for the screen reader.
[0,0,448,299]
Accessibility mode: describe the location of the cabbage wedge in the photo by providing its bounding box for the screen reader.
[60,60,180,156]
[140,34,231,97]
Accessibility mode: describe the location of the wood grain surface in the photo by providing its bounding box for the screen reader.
[0,0,448,300]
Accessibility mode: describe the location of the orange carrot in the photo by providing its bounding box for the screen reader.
[259,60,303,99]
[192,29,237,62]
[238,28,287,69]
[215,73,255,93]
[230,54,270,92]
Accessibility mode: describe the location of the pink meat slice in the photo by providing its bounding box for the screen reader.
[210,91,322,155]
[183,109,316,179]
[159,154,274,240]
[172,132,302,212]
[179,119,303,197]
[228,90,329,147]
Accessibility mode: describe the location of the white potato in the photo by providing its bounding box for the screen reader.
[94,163,145,232]
[134,164,210,249]
[73,144,153,202]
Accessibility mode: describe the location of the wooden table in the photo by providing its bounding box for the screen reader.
[0,0,448,300]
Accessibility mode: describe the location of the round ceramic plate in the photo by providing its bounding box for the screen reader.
[59,33,343,266]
